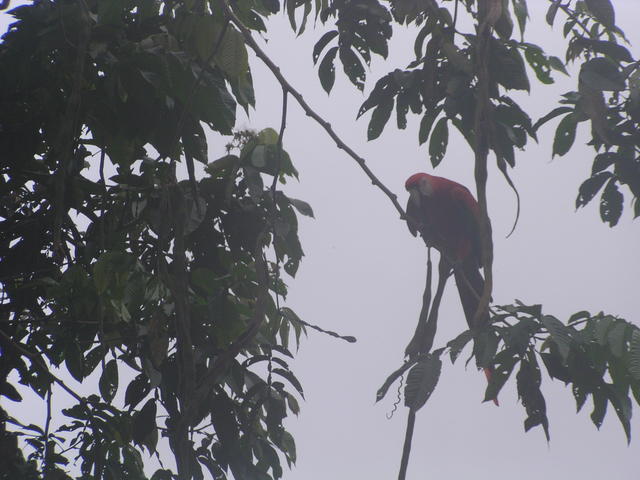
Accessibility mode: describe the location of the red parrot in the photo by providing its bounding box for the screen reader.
[405,172,498,405]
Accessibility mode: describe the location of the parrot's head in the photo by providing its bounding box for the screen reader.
[405,173,434,206]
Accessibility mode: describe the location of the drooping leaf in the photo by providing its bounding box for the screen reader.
[592,152,619,174]
[552,113,578,158]
[541,350,572,383]
[542,316,572,361]
[447,329,474,364]
[516,356,550,441]
[289,198,314,218]
[0,382,22,402]
[404,354,442,411]
[98,359,119,403]
[511,0,528,39]
[367,96,394,140]
[428,117,449,167]
[599,178,623,226]
[607,321,627,357]
[418,107,442,146]
[580,58,626,92]
[590,389,607,429]
[629,329,640,381]
[133,398,157,450]
[533,106,573,132]
[605,384,632,443]
[491,42,530,91]
[125,375,151,409]
[585,0,615,29]
[339,46,366,91]
[576,171,612,208]
[546,1,560,27]
[312,30,338,64]
[318,46,338,93]
[577,39,633,63]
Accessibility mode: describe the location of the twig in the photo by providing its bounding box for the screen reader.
[43,389,52,479]
[220,0,407,220]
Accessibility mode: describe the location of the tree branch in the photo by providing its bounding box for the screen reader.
[220,0,407,220]
[472,1,496,328]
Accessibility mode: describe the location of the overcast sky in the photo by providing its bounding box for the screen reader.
[2,1,640,479]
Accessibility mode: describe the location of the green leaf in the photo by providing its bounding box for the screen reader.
[542,315,572,361]
[484,352,518,403]
[473,329,500,369]
[418,107,442,146]
[272,368,304,398]
[546,1,560,26]
[629,329,640,381]
[512,0,528,39]
[533,106,573,131]
[524,45,553,85]
[65,343,85,382]
[367,96,394,140]
[580,58,626,92]
[592,152,619,174]
[552,113,578,157]
[0,382,22,402]
[318,46,338,93]
[541,350,571,383]
[288,197,314,218]
[99,359,119,403]
[576,171,612,208]
[404,354,442,411]
[569,311,591,324]
[428,117,449,167]
[447,329,473,364]
[585,0,615,29]
[495,4,514,40]
[516,356,550,441]
[339,46,366,90]
[441,42,472,75]
[590,389,607,429]
[548,56,568,75]
[579,39,633,63]
[600,178,623,226]
[605,385,632,443]
[573,384,588,412]
[492,42,530,91]
[215,28,249,79]
[125,375,151,409]
[313,30,338,64]
[133,399,157,449]
[607,321,627,357]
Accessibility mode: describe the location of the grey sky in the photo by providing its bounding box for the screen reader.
[2,1,639,479]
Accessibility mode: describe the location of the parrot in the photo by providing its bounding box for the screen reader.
[405,172,498,405]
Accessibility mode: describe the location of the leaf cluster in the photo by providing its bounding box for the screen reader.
[0,1,311,478]
[535,0,640,226]
[378,301,640,443]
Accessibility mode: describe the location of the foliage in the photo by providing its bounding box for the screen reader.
[379,302,640,443]
[2,0,639,478]
[0,1,309,478]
